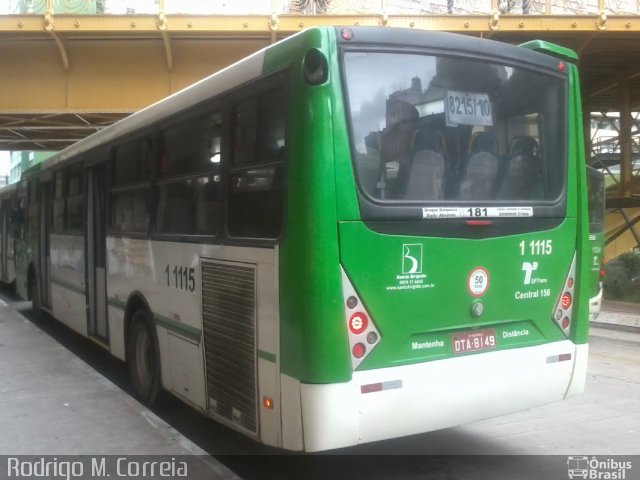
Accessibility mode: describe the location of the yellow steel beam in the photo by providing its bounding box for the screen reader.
[3,13,640,36]
[0,36,268,113]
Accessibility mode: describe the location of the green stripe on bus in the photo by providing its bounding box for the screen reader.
[107,297,127,310]
[154,313,202,344]
[50,276,85,296]
[106,298,201,343]
[258,350,277,363]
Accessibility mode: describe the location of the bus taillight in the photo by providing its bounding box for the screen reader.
[341,267,381,370]
[561,292,572,310]
[349,312,369,334]
[352,343,366,358]
[552,254,576,336]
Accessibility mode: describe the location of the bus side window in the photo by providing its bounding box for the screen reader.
[156,112,222,236]
[66,163,84,232]
[53,169,65,232]
[111,139,151,235]
[227,87,286,239]
[27,180,38,236]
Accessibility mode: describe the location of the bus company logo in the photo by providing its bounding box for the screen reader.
[402,244,423,274]
[522,261,539,285]
[567,456,633,479]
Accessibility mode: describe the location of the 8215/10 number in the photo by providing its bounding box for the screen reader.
[165,265,195,292]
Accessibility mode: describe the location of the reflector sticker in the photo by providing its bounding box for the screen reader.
[467,267,489,297]
[360,380,403,394]
[422,207,533,219]
[546,353,572,364]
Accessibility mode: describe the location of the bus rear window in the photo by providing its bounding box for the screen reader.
[343,51,567,208]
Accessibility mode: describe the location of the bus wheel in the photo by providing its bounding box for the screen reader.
[127,310,161,406]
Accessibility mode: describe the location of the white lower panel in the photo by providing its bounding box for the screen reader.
[167,332,206,410]
[108,306,125,361]
[280,374,303,451]
[299,340,581,452]
[258,359,280,447]
[51,284,87,337]
[565,343,589,397]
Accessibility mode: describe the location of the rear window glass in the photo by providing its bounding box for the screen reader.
[343,51,567,206]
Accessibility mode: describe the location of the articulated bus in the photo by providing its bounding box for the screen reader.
[0,27,601,451]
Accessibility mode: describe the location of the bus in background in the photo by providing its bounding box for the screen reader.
[0,183,19,286]
[586,166,605,321]
[0,27,599,452]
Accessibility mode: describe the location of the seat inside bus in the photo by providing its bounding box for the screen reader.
[458,131,500,200]
[405,127,446,200]
[496,136,541,200]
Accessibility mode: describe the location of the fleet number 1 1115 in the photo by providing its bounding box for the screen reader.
[519,240,552,256]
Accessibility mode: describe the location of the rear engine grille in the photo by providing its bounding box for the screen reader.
[202,260,257,433]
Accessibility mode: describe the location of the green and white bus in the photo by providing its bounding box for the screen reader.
[2,27,600,451]
[0,183,18,286]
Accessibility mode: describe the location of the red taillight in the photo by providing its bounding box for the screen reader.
[561,292,572,310]
[342,268,381,370]
[349,312,369,334]
[341,28,354,41]
[352,343,366,358]
[552,254,576,336]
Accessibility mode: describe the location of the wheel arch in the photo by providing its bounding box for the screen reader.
[123,290,154,362]
[124,290,165,405]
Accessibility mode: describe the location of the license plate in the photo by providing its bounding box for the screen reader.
[451,328,497,354]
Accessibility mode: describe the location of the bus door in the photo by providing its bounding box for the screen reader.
[87,165,108,341]
[38,182,53,309]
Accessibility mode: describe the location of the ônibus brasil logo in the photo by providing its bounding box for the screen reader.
[567,456,633,479]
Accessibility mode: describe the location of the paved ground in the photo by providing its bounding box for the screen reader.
[594,299,640,330]
[0,297,240,480]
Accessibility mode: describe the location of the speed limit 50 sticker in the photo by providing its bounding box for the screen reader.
[467,267,489,297]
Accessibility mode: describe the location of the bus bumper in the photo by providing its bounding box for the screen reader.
[295,339,586,452]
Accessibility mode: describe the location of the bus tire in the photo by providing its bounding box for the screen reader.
[127,309,161,406]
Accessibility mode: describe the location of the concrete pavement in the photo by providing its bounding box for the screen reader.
[0,299,240,479]
[593,299,640,330]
